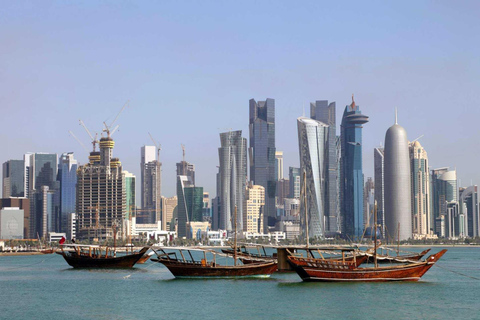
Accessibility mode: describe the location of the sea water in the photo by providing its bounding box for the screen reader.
[0,247,478,320]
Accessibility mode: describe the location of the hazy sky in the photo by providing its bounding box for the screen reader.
[1,1,479,198]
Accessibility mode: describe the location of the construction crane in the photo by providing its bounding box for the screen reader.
[103,100,129,138]
[148,132,161,163]
[181,144,186,174]
[79,119,98,152]
[68,131,89,153]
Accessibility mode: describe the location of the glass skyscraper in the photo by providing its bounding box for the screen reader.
[297,117,329,239]
[249,98,276,230]
[310,100,338,234]
[218,130,247,232]
[176,175,203,238]
[2,159,25,197]
[374,147,385,237]
[58,152,78,233]
[340,97,369,239]
[289,167,301,199]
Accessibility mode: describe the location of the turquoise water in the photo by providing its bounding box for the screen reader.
[0,247,478,320]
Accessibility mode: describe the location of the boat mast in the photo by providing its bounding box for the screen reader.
[397,222,400,256]
[374,200,378,268]
[303,170,309,249]
[234,205,237,266]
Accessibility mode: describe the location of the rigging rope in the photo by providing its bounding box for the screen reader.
[1,253,56,271]
[435,263,480,281]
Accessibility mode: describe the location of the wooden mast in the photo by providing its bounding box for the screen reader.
[374,200,378,268]
[397,222,400,256]
[234,205,237,266]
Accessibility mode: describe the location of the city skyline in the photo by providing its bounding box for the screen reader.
[1,2,480,199]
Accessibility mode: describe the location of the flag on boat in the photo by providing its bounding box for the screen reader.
[59,236,66,245]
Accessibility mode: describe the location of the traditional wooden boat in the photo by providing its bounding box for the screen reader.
[221,245,277,263]
[137,251,155,264]
[57,244,149,268]
[363,248,431,263]
[151,247,277,278]
[287,248,368,269]
[288,249,447,282]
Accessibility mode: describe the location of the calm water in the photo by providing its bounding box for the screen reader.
[0,247,478,320]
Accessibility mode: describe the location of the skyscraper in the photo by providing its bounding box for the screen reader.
[76,137,125,241]
[459,186,479,238]
[364,177,375,229]
[275,151,284,181]
[431,167,449,236]
[58,152,78,233]
[297,117,329,238]
[124,171,136,221]
[249,98,276,230]
[244,184,265,233]
[340,96,369,239]
[374,147,385,236]
[409,141,431,238]
[384,112,412,241]
[432,169,458,238]
[140,146,161,224]
[176,161,195,185]
[310,100,338,234]
[176,175,203,238]
[217,130,247,232]
[2,159,25,197]
[161,196,177,231]
[289,167,301,199]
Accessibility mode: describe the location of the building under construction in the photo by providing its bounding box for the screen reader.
[76,136,126,241]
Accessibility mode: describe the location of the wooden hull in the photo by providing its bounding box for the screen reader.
[289,249,447,282]
[288,254,368,269]
[152,258,278,278]
[57,247,149,268]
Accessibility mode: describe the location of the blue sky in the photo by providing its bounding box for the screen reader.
[1,1,479,197]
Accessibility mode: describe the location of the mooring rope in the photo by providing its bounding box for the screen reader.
[435,263,480,280]
[1,253,56,271]
[123,259,159,279]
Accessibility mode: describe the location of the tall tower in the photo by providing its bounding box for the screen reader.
[374,147,385,236]
[340,96,369,239]
[249,98,276,231]
[310,100,338,234]
[409,141,430,238]
[218,130,247,232]
[297,117,329,239]
[384,111,412,241]
[2,159,25,198]
[140,146,161,224]
[58,152,78,233]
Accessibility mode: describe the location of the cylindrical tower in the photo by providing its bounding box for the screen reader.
[99,137,115,166]
[384,115,412,241]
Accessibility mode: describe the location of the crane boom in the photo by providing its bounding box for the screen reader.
[68,131,89,153]
[103,100,129,138]
[79,119,95,140]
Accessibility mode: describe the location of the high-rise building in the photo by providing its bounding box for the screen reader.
[140,146,161,224]
[2,159,25,198]
[176,161,195,185]
[340,96,369,239]
[289,167,301,199]
[276,178,290,205]
[76,137,125,241]
[310,100,338,234]
[297,117,329,238]
[384,112,412,241]
[176,175,203,238]
[218,130,248,232]
[249,98,276,230]
[124,171,136,221]
[431,167,449,236]
[275,151,284,181]
[431,169,458,238]
[374,147,385,237]
[160,196,177,231]
[364,177,375,229]
[243,184,265,233]
[32,186,55,239]
[459,186,479,238]
[409,141,431,239]
[58,153,77,233]
[202,192,211,222]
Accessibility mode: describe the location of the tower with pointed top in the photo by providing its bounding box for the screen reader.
[384,110,412,241]
[340,95,369,239]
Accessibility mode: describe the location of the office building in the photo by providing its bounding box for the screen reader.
[244,184,265,233]
[374,147,385,237]
[297,117,329,238]
[161,196,177,231]
[2,159,25,198]
[249,98,276,229]
[140,146,161,224]
[310,100,339,233]
[409,141,431,239]
[202,192,211,222]
[0,198,30,239]
[124,171,136,221]
[459,186,479,238]
[58,152,77,233]
[289,167,301,199]
[340,96,369,239]
[0,207,24,239]
[218,130,247,232]
[276,178,290,206]
[364,177,375,229]
[176,161,195,185]
[275,151,284,181]
[176,175,203,238]
[431,169,458,238]
[384,112,412,241]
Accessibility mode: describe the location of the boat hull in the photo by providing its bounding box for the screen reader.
[290,249,447,282]
[57,247,149,268]
[152,258,278,278]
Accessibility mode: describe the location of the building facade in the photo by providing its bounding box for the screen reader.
[310,100,339,234]
[249,98,276,230]
[289,167,301,199]
[340,97,369,239]
[58,152,78,234]
[297,117,329,239]
[459,186,479,238]
[243,184,265,233]
[2,159,25,198]
[374,147,385,237]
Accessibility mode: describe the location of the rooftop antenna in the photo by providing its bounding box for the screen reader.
[395,107,398,125]
[181,144,186,174]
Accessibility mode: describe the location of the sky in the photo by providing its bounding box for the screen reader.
[1,1,479,198]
